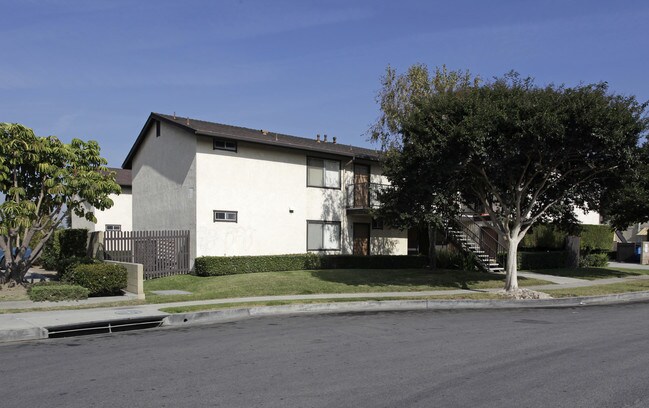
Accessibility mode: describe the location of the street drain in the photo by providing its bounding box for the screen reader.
[47,317,165,338]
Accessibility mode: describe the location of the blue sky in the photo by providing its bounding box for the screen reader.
[2,0,648,167]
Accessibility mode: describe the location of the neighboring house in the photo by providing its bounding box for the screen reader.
[71,168,132,232]
[122,113,408,266]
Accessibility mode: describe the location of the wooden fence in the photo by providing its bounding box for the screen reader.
[103,230,190,279]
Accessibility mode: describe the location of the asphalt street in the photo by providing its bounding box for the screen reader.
[2,303,649,408]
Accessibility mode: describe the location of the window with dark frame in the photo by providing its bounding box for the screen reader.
[213,138,237,152]
[307,220,341,251]
[105,224,121,231]
[213,210,238,222]
[155,120,160,137]
[371,218,384,230]
[307,157,340,188]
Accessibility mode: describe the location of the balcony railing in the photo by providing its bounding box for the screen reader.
[345,183,389,210]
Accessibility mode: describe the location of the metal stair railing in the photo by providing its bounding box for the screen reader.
[447,216,507,273]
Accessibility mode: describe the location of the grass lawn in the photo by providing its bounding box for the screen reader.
[144,268,548,304]
[159,293,504,314]
[545,280,649,298]
[523,266,649,280]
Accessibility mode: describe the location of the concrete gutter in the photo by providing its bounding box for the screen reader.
[3,290,649,344]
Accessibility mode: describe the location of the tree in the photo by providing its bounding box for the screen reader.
[0,123,120,285]
[371,64,480,268]
[372,66,649,291]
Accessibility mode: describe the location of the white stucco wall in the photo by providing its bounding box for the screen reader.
[70,189,132,232]
[575,209,600,225]
[194,139,407,257]
[131,120,197,261]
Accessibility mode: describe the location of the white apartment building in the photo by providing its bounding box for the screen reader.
[122,113,408,265]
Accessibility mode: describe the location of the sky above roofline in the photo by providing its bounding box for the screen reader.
[2,0,648,167]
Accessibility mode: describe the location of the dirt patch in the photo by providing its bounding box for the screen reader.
[0,284,29,301]
[496,288,552,300]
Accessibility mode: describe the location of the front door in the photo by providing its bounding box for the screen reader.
[353,164,370,208]
[353,223,371,255]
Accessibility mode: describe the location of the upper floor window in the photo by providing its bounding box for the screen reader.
[213,138,237,152]
[307,157,340,189]
[105,224,122,231]
[214,210,237,222]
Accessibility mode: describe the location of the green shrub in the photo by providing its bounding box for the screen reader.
[59,228,88,259]
[518,251,567,269]
[63,263,127,296]
[579,225,613,252]
[194,254,428,276]
[40,229,63,271]
[520,225,566,250]
[435,250,478,271]
[28,282,89,302]
[56,256,97,279]
[579,253,609,268]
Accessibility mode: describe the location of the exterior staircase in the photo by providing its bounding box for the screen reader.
[447,216,506,274]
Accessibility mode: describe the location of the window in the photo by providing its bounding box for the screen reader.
[307,157,340,188]
[105,224,121,231]
[214,210,237,222]
[213,138,237,152]
[371,218,384,230]
[307,221,341,251]
[155,120,160,137]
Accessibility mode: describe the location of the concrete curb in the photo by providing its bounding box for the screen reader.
[0,326,48,343]
[162,290,649,327]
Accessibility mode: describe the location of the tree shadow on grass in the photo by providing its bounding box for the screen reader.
[309,268,505,290]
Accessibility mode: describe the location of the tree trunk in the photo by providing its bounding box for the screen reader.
[428,225,437,270]
[504,238,519,291]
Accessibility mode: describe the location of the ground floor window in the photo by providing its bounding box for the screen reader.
[307,221,341,251]
[214,210,238,222]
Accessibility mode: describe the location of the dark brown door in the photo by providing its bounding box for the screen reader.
[481,227,498,258]
[354,164,370,207]
[353,223,371,256]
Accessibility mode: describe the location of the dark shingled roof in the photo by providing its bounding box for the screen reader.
[107,167,131,187]
[122,113,382,169]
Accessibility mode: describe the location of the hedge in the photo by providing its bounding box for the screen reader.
[517,251,567,270]
[59,228,88,258]
[579,225,613,252]
[520,225,565,250]
[194,254,428,276]
[63,263,127,296]
[580,253,609,268]
[40,229,63,271]
[28,282,89,302]
[435,250,478,271]
[56,256,97,279]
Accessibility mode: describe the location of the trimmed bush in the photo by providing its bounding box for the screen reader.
[59,228,88,259]
[579,225,613,252]
[28,282,89,302]
[63,263,127,296]
[194,254,428,276]
[518,251,567,270]
[520,225,566,250]
[56,256,97,279]
[579,253,609,268]
[40,229,63,271]
[435,250,478,271]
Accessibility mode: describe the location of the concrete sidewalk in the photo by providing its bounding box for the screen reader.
[3,266,649,343]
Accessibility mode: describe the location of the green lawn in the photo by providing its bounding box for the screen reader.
[523,267,649,280]
[144,268,548,304]
[545,280,649,298]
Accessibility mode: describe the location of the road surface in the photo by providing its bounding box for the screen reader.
[2,303,649,407]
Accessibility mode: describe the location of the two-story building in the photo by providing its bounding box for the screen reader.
[122,113,408,266]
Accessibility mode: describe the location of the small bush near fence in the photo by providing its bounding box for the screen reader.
[28,282,89,302]
[56,256,97,279]
[518,251,567,270]
[63,263,127,296]
[579,253,610,268]
[195,254,428,276]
